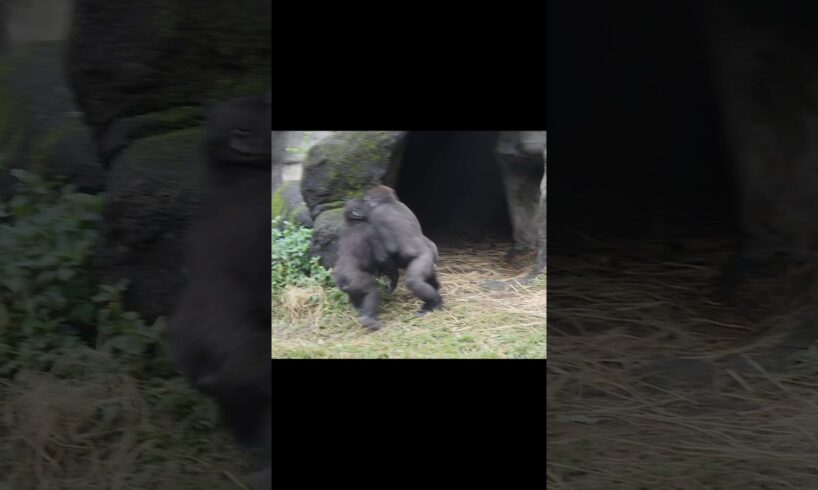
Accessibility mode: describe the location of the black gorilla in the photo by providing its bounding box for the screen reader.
[364,185,443,315]
[165,93,271,489]
[333,198,399,330]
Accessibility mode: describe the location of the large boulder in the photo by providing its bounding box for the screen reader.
[65,0,271,320]
[309,208,345,267]
[66,1,271,166]
[301,131,407,266]
[95,127,205,319]
[0,42,102,198]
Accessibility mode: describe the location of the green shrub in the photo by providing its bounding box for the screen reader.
[0,169,161,378]
[271,217,333,292]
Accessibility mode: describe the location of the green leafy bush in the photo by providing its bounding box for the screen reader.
[0,169,160,378]
[271,216,333,292]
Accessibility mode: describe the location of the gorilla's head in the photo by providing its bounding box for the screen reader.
[343,198,369,221]
[205,93,271,169]
[363,185,398,208]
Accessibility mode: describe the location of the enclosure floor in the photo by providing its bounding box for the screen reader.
[548,233,818,489]
[0,369,257,489]
[271,241,546,359]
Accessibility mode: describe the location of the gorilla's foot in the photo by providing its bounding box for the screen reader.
[417,301,444,317]
[525,264,545,281]
[504,246,537,266]
[358,315,383,330]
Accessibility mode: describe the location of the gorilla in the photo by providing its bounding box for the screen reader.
[332,198,400,330]
[528,142,547,278]
[165,93,271,489]
[495,131,546,262]
[364,185,443,315]
[703,1,818,353]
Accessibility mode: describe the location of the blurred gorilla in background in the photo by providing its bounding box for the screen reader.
[165,92,271,489]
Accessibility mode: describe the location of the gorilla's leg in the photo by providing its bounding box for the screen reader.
[241,402,272,490]
[190,330,271,449]
[347,290,364,310]
[345,277,382,330]
[385,268,399,293]
[219,393,270,447]
[427,272,440,291]
[357,284,382,330]
[405,253,444,314]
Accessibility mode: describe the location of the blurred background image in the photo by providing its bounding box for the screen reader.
[0,1,271,488]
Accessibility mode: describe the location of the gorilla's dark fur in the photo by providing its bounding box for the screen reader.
[165,93,271,489]
[332,198,399,330]
[364,185,443,315]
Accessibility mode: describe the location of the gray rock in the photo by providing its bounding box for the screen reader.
[301,131,407,265]
[94,127,205,320]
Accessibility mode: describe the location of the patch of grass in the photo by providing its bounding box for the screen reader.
[0,370,251,489]
[271,217,333,293]
[0,169,255,488]
[272,232,546,359]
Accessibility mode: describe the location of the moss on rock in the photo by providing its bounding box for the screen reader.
[301,131,406,209]
[96,127,206,319]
